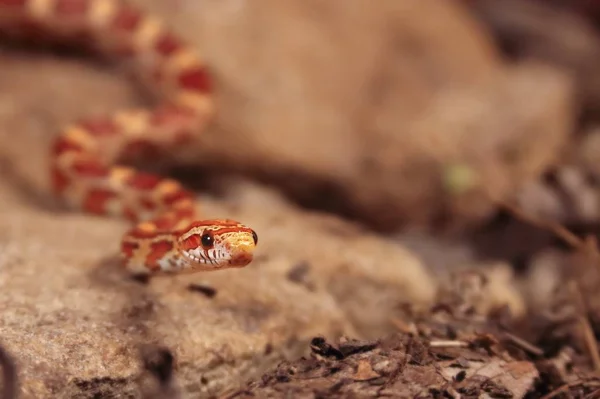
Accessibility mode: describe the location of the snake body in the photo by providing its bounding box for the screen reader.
[0,0,258,275]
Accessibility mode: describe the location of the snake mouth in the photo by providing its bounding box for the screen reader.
[178,233,256,270]
[181,249,221,268]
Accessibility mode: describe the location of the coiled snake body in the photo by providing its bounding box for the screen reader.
[0,0,258,276]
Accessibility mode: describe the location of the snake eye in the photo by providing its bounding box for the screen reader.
[200,231,214,249]
[251,230,258,245]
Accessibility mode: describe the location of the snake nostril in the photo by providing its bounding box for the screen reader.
[251,230,258,245]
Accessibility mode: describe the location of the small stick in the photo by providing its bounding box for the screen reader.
[502,331,544,357]
[568,280,600,374]
[499,201,586,251]
[539,383,570,399]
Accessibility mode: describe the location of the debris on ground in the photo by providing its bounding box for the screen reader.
[225,263,600,398]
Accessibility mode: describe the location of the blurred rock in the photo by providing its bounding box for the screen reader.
[435,263,526,318]
[0,1,576,233]
[464,0,600,235]
[128,0,576,232]
[468,0,600,113]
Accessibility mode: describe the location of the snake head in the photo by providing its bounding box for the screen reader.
[177,219,258,269]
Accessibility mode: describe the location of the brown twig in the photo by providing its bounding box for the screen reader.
[502,331,545,357]
[539,383,570,399]
[568,280,600,374]
[498,201,587,251]
[499,200,600,275]
[585,387,600,398]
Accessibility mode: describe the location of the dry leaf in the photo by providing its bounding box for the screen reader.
[352,360,380,381]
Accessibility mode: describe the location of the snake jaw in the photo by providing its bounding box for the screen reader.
[178,235,255,269]
[177,220,257,270]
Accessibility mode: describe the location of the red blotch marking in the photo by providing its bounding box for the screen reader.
[16,20,45,37]
[111,45,135,57]
[112,5,141,31]
[79,118,119,136]
[152,214,181,231]
[0,0,25,6]
[0,0,26,6]
[83,189,116,214]
[154,32,182,56]
[121,241,139,258]
[180,234,200,251]
[71,159,109,178]
[147,240,174,269]
[151,67,163,84]
[52,136,84,157]
[123,207,138,222]
[51,166,69,193]
[54,0,89,16]
[174,130,194,145]
[121,140,161,160]
[173,207,195,220]
[139,198,156,211]
[178,66,212,93]
[127,172,162,191]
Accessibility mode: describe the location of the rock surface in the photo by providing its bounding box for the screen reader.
[0,52,435,395]
[0,166,435,398]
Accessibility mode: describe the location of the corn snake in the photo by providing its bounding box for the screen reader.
[0,0,258,276]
